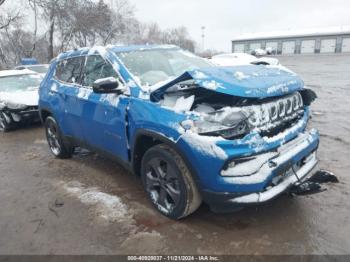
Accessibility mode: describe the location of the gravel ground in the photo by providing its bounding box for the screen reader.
[0,54,349,255]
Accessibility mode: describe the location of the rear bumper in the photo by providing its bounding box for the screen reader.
[202,129,320,212]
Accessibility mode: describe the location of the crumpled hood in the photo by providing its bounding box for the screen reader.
[151,65,304,100]
[0,90,39,109]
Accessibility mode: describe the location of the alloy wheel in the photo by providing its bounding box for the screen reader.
[46,120,61,155]
[145,157,182,213]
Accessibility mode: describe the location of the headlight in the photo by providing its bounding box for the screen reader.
[182,109,250,139]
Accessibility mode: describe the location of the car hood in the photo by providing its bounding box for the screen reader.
[151,65,304,100]
[0,90,39,109]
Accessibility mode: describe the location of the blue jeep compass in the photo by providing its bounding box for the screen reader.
[39,45,320,219]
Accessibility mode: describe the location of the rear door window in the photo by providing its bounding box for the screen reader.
[55,57,85,84]
[81,55,118,87]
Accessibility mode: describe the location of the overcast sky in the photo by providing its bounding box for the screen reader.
[129,0,350,51]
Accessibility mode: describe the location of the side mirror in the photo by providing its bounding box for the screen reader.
[92,77,122,94]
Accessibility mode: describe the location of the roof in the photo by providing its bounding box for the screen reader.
[109,44,179,53]
[232,25,350,41]
[0,69,38,78]
[55,44,180,60]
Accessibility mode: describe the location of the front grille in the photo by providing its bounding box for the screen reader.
[242,92,304,135]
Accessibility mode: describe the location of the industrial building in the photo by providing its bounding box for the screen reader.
[231,26,350,55]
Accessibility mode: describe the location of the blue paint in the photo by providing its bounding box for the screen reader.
[39,45,320,204]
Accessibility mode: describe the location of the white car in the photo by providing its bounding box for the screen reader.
[15,64,49,76]
[0,69,43,132]
[211,53,280,66]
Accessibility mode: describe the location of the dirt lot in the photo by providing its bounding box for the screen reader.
[0,54,349,255]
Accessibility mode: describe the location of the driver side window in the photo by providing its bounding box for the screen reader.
[81,55,118,87]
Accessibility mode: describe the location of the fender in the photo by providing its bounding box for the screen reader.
[131,129,203,189]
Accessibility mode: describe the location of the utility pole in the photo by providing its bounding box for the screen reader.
[201,26,206,52]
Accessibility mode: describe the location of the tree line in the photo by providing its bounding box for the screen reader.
[0,0,197,69]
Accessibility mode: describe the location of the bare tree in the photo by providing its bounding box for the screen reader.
[0,10,21,30]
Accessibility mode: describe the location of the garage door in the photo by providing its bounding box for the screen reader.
[301,40,315,54]
[249,43,261,52]
[282,41,295,54]
[341,38,350,52]
[266,42,278,52]
[320,39,336,53]
[233,44,245,53]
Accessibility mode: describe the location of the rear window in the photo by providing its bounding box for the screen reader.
[55,57,85,84]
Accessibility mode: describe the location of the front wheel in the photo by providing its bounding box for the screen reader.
[0,111,12,132]
[141,144,202,219]
[45,116,74,159]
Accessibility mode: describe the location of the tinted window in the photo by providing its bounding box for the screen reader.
[81,55,118,87]
[55,57,84,84]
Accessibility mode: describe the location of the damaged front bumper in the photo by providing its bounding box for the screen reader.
[200,129,320,211]
[1,107,40,126]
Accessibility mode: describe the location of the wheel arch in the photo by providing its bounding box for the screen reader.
[39,107,53,124]
[131,130,202,188]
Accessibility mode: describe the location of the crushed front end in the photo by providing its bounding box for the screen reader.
[152,66,322,211]
[0,104,40,130]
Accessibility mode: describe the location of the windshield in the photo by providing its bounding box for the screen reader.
[0,74,42,92]
[116,49,212,86]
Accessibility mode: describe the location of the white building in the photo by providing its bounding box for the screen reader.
[231,26,350,55]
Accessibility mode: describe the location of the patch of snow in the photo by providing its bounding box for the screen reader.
[51,82,58,92]
[100,94,120,106]
[161,94,194,112]
[267,80,298,94]
[181,131,227,160]
[192,70,208,80]
[194,104,216,114]
[234,71,250,81]
[201,80,222,90]
[173,95,195,112]
[77,88,92,100]
[62,181,130,223]
[94,77,117,84]
[88,46,108,57]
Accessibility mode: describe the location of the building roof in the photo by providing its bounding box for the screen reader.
[232,25,350,41]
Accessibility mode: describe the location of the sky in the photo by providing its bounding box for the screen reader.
[128,0,350,52]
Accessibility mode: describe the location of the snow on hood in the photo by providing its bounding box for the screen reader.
[0,90,39,109]
[151,65,304,101]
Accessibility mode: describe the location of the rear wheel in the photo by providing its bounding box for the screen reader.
[141,144,202,219]
[45,116,73,159]
[0,111,11,132]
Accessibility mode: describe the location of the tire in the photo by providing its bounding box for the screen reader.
[141,144,202,219]
[45,116,74,159]
[0,111,11,132]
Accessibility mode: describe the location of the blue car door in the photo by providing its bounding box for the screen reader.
[79,55,129,161]
[53,56,85,139]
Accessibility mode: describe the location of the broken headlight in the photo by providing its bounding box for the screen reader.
[182,109,250,139]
